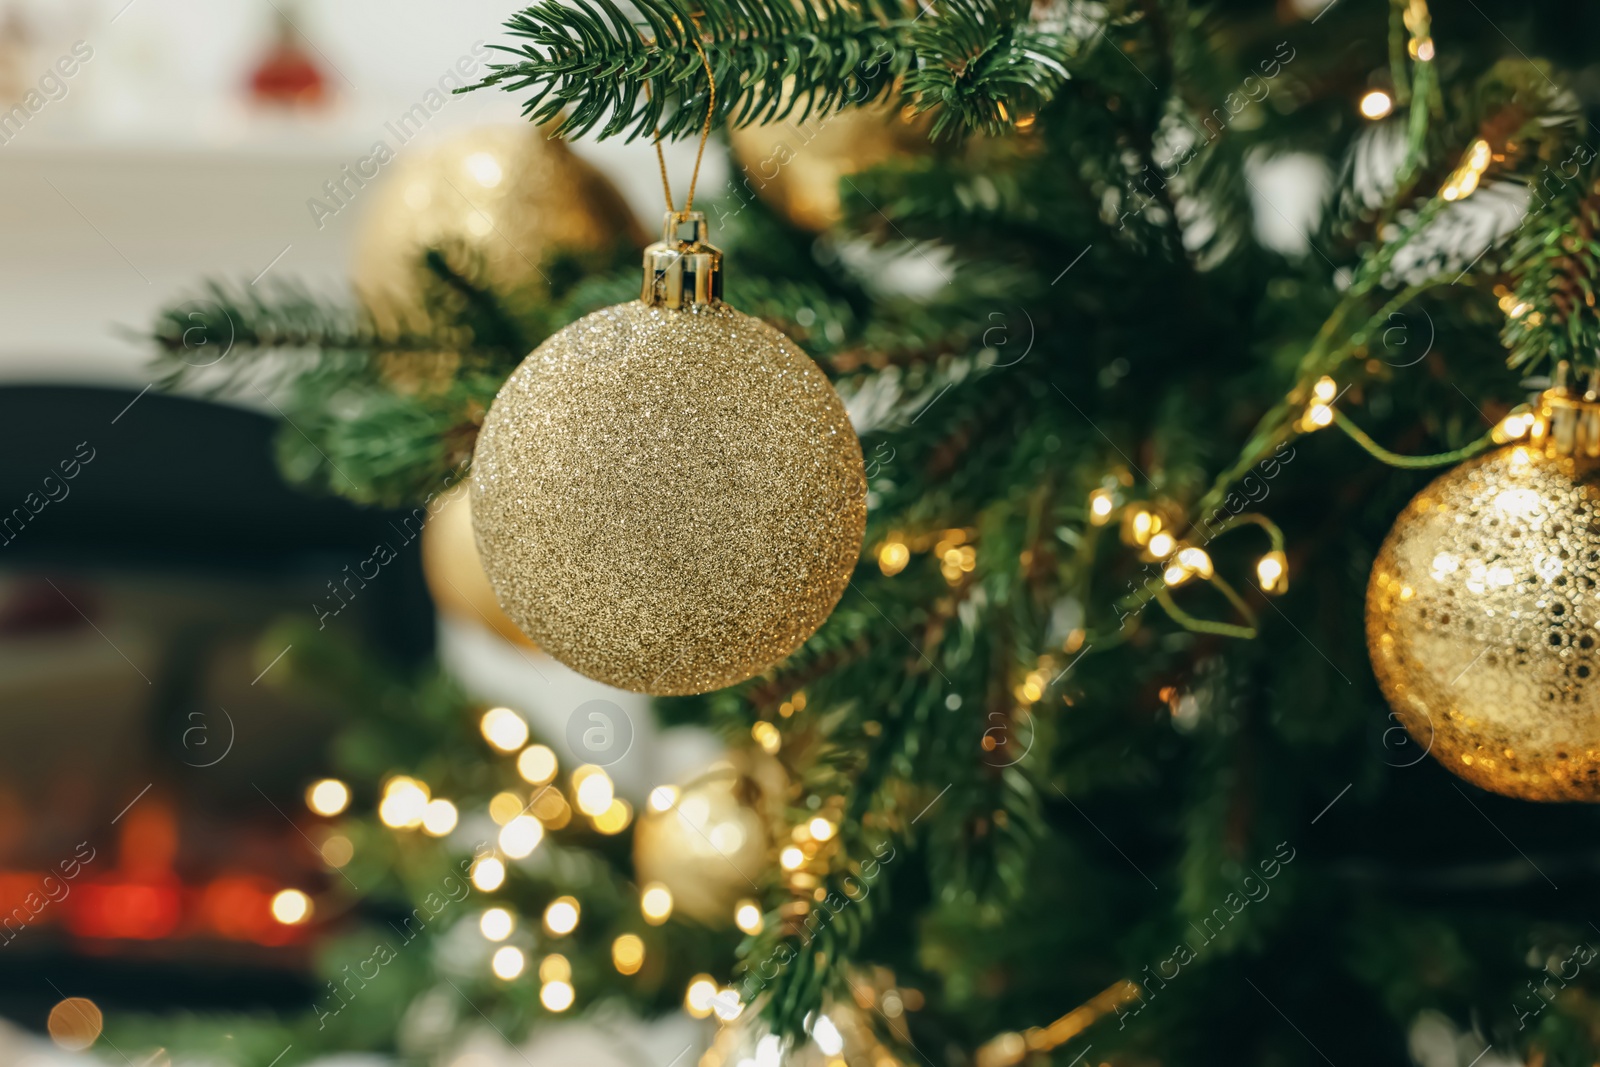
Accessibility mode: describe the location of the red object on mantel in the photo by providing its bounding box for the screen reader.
[248,7,327,108]
[67,880,183,940]
[0,872,300,946]
[199,875,289,945]
[0,796,316,948]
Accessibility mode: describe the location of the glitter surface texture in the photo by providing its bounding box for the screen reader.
[1367,444,1600,800]
[471,300,867,695]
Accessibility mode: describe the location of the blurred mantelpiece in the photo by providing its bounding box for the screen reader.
[0,0,716,392]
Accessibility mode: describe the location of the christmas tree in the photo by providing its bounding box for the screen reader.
[146,0,1600,1063]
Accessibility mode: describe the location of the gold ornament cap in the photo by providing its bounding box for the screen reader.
[1529,361,1600,460]
[642,211,723,309]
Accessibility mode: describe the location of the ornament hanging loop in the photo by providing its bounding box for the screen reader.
[642,210,723,309]
[646,16,717,215]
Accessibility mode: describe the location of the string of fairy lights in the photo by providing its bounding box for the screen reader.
[294,704,780,1024]
[903,362,1525,651]
[299,700,907,1047]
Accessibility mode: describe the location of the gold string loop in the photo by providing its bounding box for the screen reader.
[648,17,717,215]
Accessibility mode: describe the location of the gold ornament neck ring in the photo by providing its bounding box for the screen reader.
[1528,362,1600,460]
[642,210,723,309]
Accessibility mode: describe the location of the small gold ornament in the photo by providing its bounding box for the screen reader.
[1367,379,1600,800]
[635,761,772,925]
[699,996,904,1067]
[420,488,535,648]
[352,125,639,330]
[471,211,866,694]
[727,100,927,231]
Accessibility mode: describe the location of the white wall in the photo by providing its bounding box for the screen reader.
[0,0,722,385]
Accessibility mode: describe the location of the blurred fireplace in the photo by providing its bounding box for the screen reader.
[0,385,431,1019]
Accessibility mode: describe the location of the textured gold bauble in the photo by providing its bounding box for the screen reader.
[634,762,772,925]
[420,488,535,648]
[470,296,866,695]
[1367,417,1600,800]
[728,100,927,231]
[352,125,639,330]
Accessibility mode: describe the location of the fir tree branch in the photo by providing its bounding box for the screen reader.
[149,255,540,399]
[466,0,905,141]
[901,0,1071,139]
[1503,158,1600,375]
[463,0,1072,141]
[149,281,451,394]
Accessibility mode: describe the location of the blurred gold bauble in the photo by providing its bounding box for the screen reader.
[420,488,534,648]
[699,998,904,1067]
[469,220,866,695]
[728,100,927,231]
[352,125,639,329]
[634,763,770,925]
[1367,388,1600,801]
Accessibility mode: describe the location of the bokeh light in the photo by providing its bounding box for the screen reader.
[47,998,103,1051]
[270,889,312,925]
[480,907,515,942]
[492,946,525,980]
[421,798,459,837]
[540,980,575,1011]
[488,790,525,825]
[592,798,632,834]
[517,744,558,785]
[640,882,673,924]
[320,834,354,868]
[612,934,645,975]
[543,896,580,935]
[685,975,717,1018]
[378,777,429,829]
[1359,89,1394,119]
[305,778,350,816]
[480,707,529,752]
[471,857,506,892]
[499,815,544,859]
[572,765,614,816]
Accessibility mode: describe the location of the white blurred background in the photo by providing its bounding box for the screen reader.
[0,0,717,387]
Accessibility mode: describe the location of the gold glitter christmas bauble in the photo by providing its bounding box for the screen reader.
[634,761,772,925]
[352,125,639,331]
[420,488,535,649]
[1367,398,1600,801]
[699,998,904,1067]
[728,100,927,231]
[470,212,865,694]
